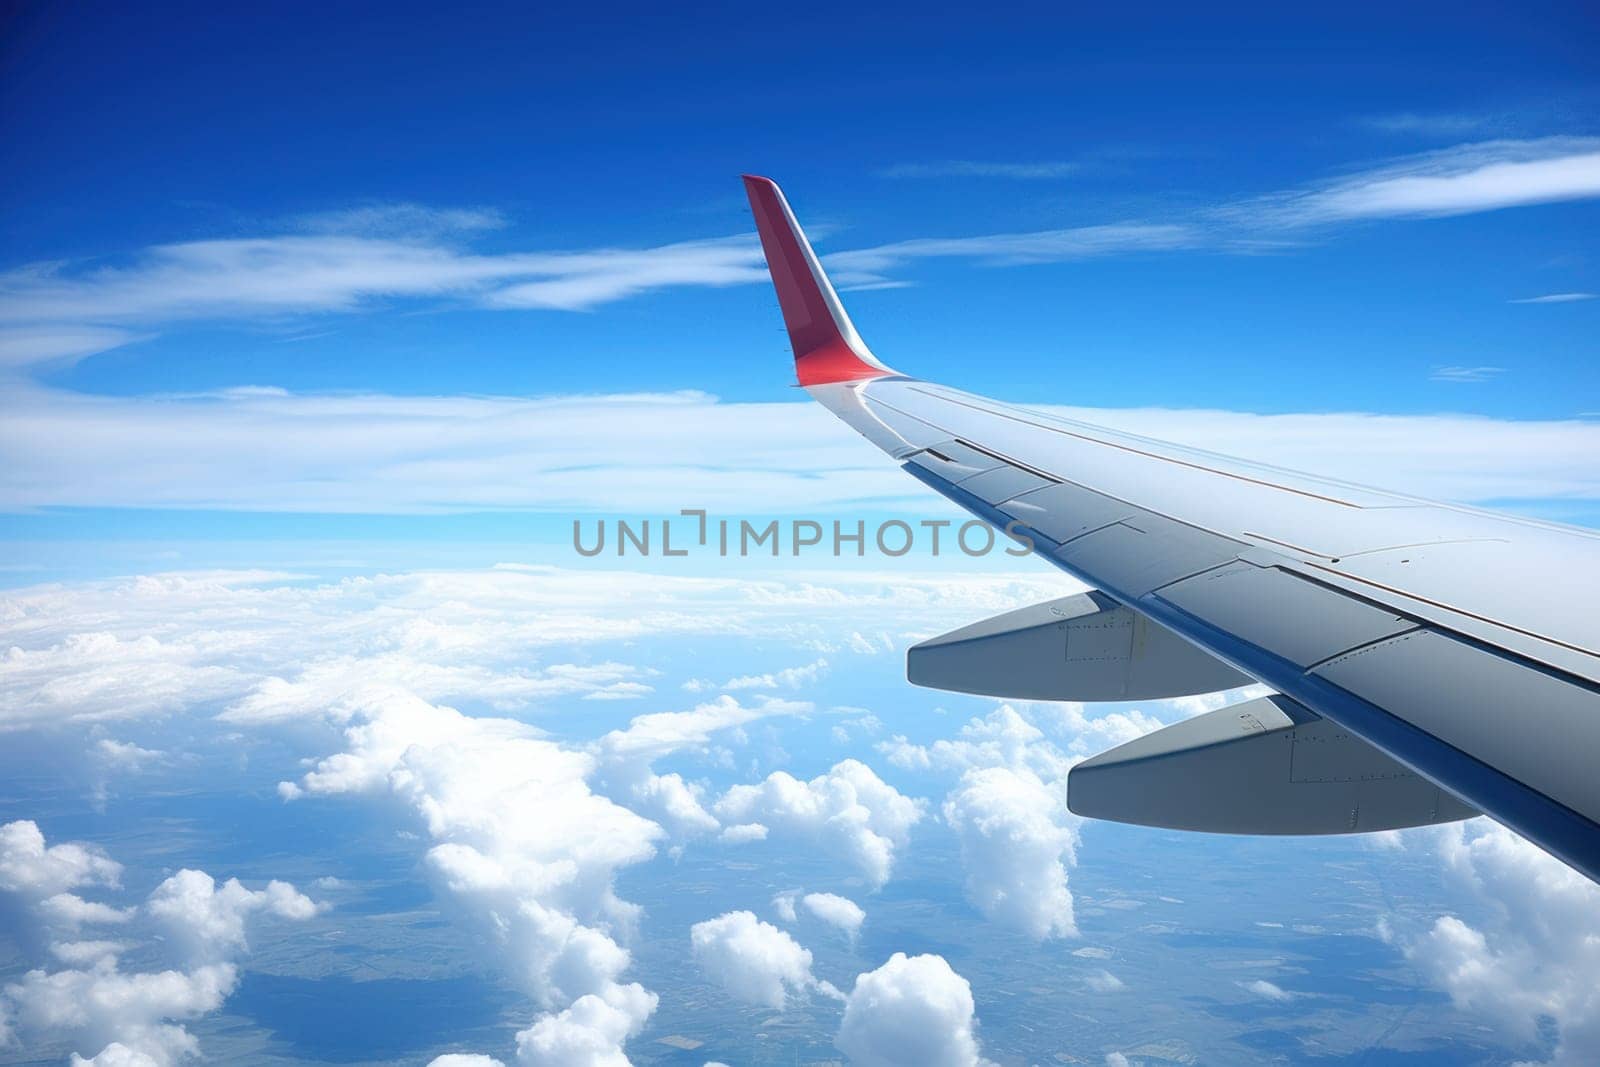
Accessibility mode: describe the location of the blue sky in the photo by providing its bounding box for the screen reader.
[2,3,1599,574]
[3,6,1600,1067]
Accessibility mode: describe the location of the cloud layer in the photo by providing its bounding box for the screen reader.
[4,385,1598,516]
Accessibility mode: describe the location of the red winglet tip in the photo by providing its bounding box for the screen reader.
[743,175,893,388]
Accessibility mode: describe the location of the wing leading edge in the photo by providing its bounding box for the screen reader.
[742,175,1600,882]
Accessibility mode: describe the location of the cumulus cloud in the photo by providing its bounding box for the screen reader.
[772,890,800,923]
[594,694,810,837]
[943,764,1078,940]
[1398,820,1600,1065]
[706,658,830,693]
[0,824,315,1066]
[714,760,924,888]
[0,821,121,900]
[146,870,319,963]
[4,961,238,1067]
[513,982,657,1067]
[273,677,666,1062]
[719,823,767,844]
[880,705,1095,940]
[835,953,992,1067]
[94,739,164,770]
[689,910,838,1009]
[801,892,865,940]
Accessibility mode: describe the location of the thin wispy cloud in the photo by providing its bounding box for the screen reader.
[293,202,508,237]
[3,137,1598,372]
[1230,137,1600,225]
[1358,111,1497,137]
[877,161,1084,179]
[822,223,1202,287]
[1430,365,1505,383]
[0,233,767,327]
[1510,292,1596,303]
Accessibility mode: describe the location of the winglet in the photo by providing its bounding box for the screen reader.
[742,175,894,386]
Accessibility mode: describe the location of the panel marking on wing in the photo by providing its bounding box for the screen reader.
[906,440,1005,482]
[1312,629,1600,828]
[999,482,1137,547]
[1302,560,1600,664]
[953,463,1055,504]
[1156,562,1420,669]
[1054,512,1248,598]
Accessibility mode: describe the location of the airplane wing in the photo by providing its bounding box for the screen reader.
[743,174,1600,882]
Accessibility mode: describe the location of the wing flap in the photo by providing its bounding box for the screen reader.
[1067,695,1477,834]
[907,592,1251,701]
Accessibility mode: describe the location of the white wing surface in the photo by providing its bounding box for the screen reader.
[744,175,1600,881]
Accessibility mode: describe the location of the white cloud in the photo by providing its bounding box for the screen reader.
[1085,970,1126,993]
[802,892,865,939]
[50,941,132,967]
[1,631,250,730]
[294,203,507,238]
[689,910,836,1010]
[1430,365,1505,383]
[0,326,147,370]
[0,821,121,900]
[719,823,767,844]
[943,764,1077,940]
[2,137,1593,393]
[1235,137,1600,225]
[882,694,1235,943]
[835,953,992,1067]
[273,680,664,1060]
[4,961,237,1067]
[1399,820,1600,1066]
[0,231,766,329]
[1240,979,1292,1002]
[0,566,1072,737]
[6,384,1598,518]
[1510,292,1595,303]
[714,760,924,889]
[427,1056,507,1067]
[772,890,800,923]
[823,224,1201,287]
[94,740,164,770]
[146,870,320,963]
[594,695,810,838]
[38,894,135,931]
[0,825,315,1067]
[717,658,829,692]
[512,982,657,1067]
